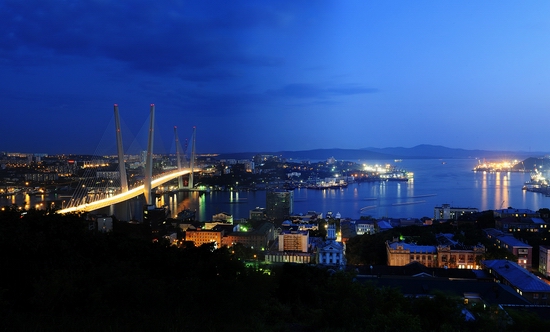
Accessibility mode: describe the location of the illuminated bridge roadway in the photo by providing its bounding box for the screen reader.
[57,169,191,214]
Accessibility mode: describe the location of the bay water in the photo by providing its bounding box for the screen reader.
[4,159,548,221]
[161,159,547,221]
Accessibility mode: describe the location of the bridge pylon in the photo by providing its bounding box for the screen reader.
[56,104,199,216]
[143,104,155,205]
[188,126,196,189]
[174,126,184,189]
[114,104,128,193]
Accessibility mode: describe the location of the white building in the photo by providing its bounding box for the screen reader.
[434,204,478,220]
[317,224,345,267]
[356,220,375,235]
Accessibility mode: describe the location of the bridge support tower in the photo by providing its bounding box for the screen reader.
[144,104,155,205]
[114,104,128,193]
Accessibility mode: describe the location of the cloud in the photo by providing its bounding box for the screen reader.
[0,0,291,77]
[267,83,378,99]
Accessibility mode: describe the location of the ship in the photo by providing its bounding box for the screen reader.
[379,165,413,181]
[522,171,548,193]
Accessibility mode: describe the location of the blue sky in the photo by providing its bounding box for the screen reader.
[1,1,550,154]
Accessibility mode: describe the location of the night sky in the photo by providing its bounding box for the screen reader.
[2,1,550,155]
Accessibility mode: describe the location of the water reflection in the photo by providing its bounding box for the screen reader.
[2,159,550,220]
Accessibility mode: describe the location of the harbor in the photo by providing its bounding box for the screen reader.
[2,159,548,220]
[153,159,544,221]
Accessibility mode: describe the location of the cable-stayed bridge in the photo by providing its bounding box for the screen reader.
[57,169,191,213]
[57,104,196,214]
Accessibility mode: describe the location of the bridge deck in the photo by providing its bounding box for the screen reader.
[57,169,190,214]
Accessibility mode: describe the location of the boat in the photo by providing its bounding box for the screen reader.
[522,171,548,193]
[379,168,412,181]
[307,182,348,189]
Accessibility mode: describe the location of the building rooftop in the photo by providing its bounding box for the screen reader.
[377,220,393,230]
[436,233,458,246]
[483,228,533,248]
[499,216,547,225]
[434,205,478,210]
[483,259,550,293]
[280,229,308,236]
[494,208,537,215]
[353,262,531,306]
[355,219,375,225]
[387,241,437,254]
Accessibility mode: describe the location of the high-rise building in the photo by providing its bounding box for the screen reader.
[434,204,478,220]
[278,230,308,252]
[266,189,293,221]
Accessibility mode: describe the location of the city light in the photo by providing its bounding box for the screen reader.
[57,168,191,214]
[473,160,522,172]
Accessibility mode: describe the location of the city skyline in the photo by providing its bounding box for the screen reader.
[2,1,550,154]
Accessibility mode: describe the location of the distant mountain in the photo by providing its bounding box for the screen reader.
[362,144,539,159]
[215,145,545,161]
[216,149,396,161]
[512,157,550,171]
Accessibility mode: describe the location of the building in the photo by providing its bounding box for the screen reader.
[435,233,485,269]
[434,204,478,220]
[221,221,275,250]
[97,217,113,233]
[484,228,533,269]
[495,216,548,233]
[96,170,120,180]
[482,259,550,304]
[249,207,266,221]
[143,205,168,240]
[493,208,538,219]
[375,220,393,232]
[356,263,532,308]
[185,229,223,248]
[386,241,438,267]
[203,222,229,230]
[240,160,254,173]
[436,244,485,269]
[539,245,550,278]
[396,218,422,227]
[289,210,323,223]
[264,229,314,264]
[317,224,345,267]
[339,220,356,243]
[355,220,375,235]
[278,230,308,252]
[87,215,113,233]
[386,240,485,269]
[23,171,59,182]
[212,212,233,224]
[266,189,293,221]
[264,251,313,264]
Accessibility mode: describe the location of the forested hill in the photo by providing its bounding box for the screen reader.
[1,208,549,330]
